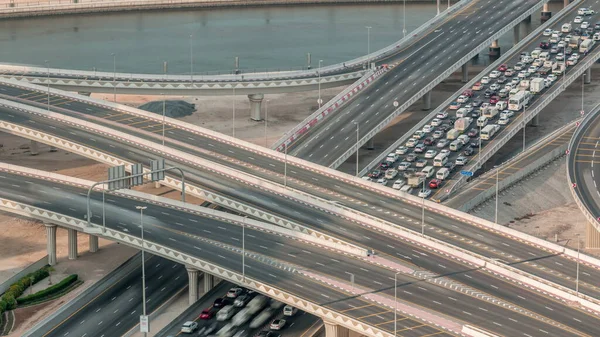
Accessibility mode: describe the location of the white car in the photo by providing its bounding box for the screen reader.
[436,139,449,148]
[397,162,411,171]
[361,176,372,182]
[270,318,287,330]
[543,28,552,36]
[594,32,600,41]
[546,74,558,83]
[418,189,432,198]
[392,179,405,190]
[574,16,583,24]
[400,185,413,193]
[518,71,528,79]
[498,116,510,125]
[489,71,501,78]
[489,83,500,91]
[433,130,445,139]
[431,118,442,126]
[456,95,469,103]
[527,65,538,74]
[181,321,199,334]
[395,146,409,155]
[500,110,514,118]
[581,21,590,29]
[406,138,418,148]
[440,149,451,156]
[386,153,399,163]
[511,77,521,85]
[481,76,491,84]
[436,111,448,119]
[455,156,468,166]
[463,104,473,113]
[423,124,434,133]
[424,149,438,159]
[376,178,388,186]
[583,8,595,15]
[412,130,426,139]
[227,288,244,298]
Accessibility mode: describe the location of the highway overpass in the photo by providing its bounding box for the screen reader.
[6,164,593,337]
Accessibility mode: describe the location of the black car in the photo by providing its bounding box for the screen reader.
[463,147,475,156]
[379,162,391,170]
[444,162,456,171]
[467,128,479,137]
[470,137,481,148]
[423,137,435,146]
[369,170,382,179]
[448,117,457,125]
[539,41,550,49]
[414,144,426,153]
[587,27,595,34]
[438,124,452,132]
[595,22,600,30]
[574,28,583,36]
[471,111,481,118]
[472,99,483,107]
[496,76,507,84]
[214,298,231,308]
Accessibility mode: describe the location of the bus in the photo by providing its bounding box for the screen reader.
[480,124,500,140]
[508,91,532,111]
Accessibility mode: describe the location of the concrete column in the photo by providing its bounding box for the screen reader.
[422,91,431,110]
[585,67,592,84]
[89,234,98,253]
[45,223,57,266]
[49,146,57,152]
[462,63,469,83]
[324,321,349,337]
[248,94,264,121]
[489,40,501,57]
[513,25,520,46]
[524,15,532,23]
[541,3,552,22]
[564,0,570,8]
[529,114,539,127]
[367,138,374,150]
[154,181,161,189]
[30,140,39,156]
[68,228,78,260]
[204,273,215,293]
[187,267,199,305]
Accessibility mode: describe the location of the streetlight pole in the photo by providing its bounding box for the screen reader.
[576,233,581,296]
[232,87,236,138]
[189,34,194,83]
[402,0,407,39]
[318,60,323,108]
[437,0,440,15]
[366,27,372,68]
[582,73,586,115]
[44,60,50,112]
[394,272,400,337]
[264,100,269,147]
[161,93,166,146]
[522,107,526,153]
[135,205,148,337]
[284,143,288,187]
[355,122,359,176]
[242,216,246,283]
[495,166,499,224]
[348,272,355,291]
[421,178,426,236]
[111,53,116,103]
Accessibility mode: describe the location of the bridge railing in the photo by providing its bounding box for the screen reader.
[328,0,552,169]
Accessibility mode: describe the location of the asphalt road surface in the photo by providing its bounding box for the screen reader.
[0,170,595,337]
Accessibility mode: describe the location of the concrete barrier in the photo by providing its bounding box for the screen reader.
[461,325,500,337]
[0,255,48,295]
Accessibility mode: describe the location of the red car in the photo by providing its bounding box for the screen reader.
[462,89,474,97]
[200,308,216,319]
[429,179,441,189]
[489,96,499,104]
[497,64,508,72]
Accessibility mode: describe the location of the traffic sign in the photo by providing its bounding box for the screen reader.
[140,315,149,333]
[393,101,399,107]
[317,98,323,105]
[460,170,474,177]
[572,183,577,188]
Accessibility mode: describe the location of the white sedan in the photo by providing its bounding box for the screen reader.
[418,189,432,198]
[575,16,583,23]
[489,71,501,78]
[581,21,590,29]
[392,179,405,190]
[424,149,438,159]
[543,28,552,36]
[431,118,442,126]
[481,76,491,84]
[436,111,448,119]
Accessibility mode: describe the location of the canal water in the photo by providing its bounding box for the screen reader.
[0,2,562,74]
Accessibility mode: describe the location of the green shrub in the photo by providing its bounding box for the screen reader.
[3,294,16,310]
[17,275,78,305]
[0,299,7,312]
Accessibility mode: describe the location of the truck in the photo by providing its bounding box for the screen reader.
[446,128,460,140]
[519,79,530,91]
[407,173,425,188]
[530,78,545,94]
[537,66,552,76]
[569,36,581,49]
[454,117,473,132]
[552,62,566,75]
[481,106,499,118]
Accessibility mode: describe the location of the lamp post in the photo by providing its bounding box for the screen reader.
[284,143,288,187]
[394,271,400,337]
[348,272,355,291]
[232,87,236,138]
[437,0,440,15]
[522,106,526,152]
[264,99,270,147]
[576,233,581,296]
[111,53,116,103]
[582,73,586,115]
[402,0,407,39]
[318,59,323,108]
[242,216,247,283]
[494,166,500,224]
[44,60,50,112]
[355,122,359,176]
[421,178,426,236]
[366,27,372,68]
[189,34,194,83]
[135,205,148,337]
[161,93,166,146]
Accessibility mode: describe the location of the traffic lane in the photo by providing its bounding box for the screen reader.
[290,0,540,160]
[573,111,600,218]
[4,108,600,320]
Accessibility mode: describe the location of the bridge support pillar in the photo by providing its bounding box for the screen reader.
[513,25,520,46]
[541,3,552,22]
[367,138,374,150]
[248,94,264,121]
[89,234,98,253]
[324,321,349,337]
[187,267,200,305]
[528,114,539,127]
[489,40,501,57]
[45,223,57,266]
[524,15,532,23]
[564,0,570,8]
[68,228,78,260]
[462,63,468,83]
[204,274,215,293]
[30,140,39,156]
[422,91,431,110]
[49,145,57,152]
[585,67,592,84]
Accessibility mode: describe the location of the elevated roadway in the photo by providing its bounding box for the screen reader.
[284,0,551,167]
[4,80,600,308]
[4,96,600,335]
[6,167,594,337]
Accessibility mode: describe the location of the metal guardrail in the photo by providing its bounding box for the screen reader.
[329,0,552,169]
[358,0,581,177]
[0,0,472,83]
[566,100,600,232]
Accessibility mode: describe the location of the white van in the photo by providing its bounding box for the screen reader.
[449,140,464,152]
[495,101,507,110]
[421,166,435,178]
[580,39,595,53]
[217,305,236,321]
[433,153,448,167]
[562,23,572,33]
[436,168,450,180]
[531,49,541,59]
[539,52,550,61]
[477,116,488,128]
